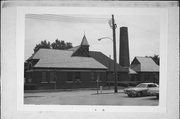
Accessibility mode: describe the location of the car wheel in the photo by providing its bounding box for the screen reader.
[137,92,142,97]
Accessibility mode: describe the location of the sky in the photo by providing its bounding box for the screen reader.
[25,14,160,63]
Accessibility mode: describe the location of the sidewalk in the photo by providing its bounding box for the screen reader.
[24,87,125,93]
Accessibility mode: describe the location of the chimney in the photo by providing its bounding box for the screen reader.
[119,26,130,67]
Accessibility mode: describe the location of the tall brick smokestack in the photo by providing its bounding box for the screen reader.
[119,26,130,67]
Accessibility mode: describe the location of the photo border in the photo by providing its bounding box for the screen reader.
[16,7,168,112]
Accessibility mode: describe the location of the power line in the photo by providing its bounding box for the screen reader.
[26,14,111,24]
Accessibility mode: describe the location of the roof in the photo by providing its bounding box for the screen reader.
[90,51,128,72]
[128,68,137,74]
[30,49,107,70]
[139,83,158,85]
[69,35,90,57]
[68,46,80,51]
[81,35,89,46]
[130,57,159,72]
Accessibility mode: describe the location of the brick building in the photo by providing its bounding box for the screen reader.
[25,35,129,90]
[130,57,159,84]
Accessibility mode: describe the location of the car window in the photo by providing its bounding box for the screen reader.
[136,84,147,88]
[148,84,157,88]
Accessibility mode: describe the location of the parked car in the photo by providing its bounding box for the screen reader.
[124,83,159,97]
[148,86,159,99]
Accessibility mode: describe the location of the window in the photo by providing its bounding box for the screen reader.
[144,73,150,82]
[50,72,56,83]
[96,72,100,82]
[91,72,96,81]
[107,72,113,81]
[75,72,81,83]
[136,84,147,88]
[41,72,47,83]
[117,73,120,81]
[26,72,32,83]
[67,72,73,83]
[148,84,157,88]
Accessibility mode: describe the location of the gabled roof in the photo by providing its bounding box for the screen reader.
[29,49,107,70]
[130,57,159,72]
[90,51,128,72]
[81,35,89,46]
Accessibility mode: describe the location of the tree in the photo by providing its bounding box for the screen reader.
[51,39,73,50]
[146,54,160,65]
[34,40,51,53]
[151,54,159,65]
[33,39,73,53]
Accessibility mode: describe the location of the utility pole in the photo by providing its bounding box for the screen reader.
[112,15,118,93]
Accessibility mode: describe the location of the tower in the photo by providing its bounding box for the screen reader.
[80,34,89,53]
[72,35,90,57]
[119,26,130,68]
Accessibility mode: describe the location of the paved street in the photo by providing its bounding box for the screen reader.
[24,89,158,106]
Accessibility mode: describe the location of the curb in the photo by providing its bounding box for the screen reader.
[24,88,125,93]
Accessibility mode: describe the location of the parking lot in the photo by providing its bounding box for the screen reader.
[24,89,159,106]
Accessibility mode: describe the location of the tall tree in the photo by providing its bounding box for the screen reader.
[51,39,73,50]
[146,54,160,65]
[33,40,51,53]
[33,39,73,53]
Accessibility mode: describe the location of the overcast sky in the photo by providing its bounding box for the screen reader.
[25,14,160,63]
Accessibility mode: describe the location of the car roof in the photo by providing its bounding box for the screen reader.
[139,83,157,85]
